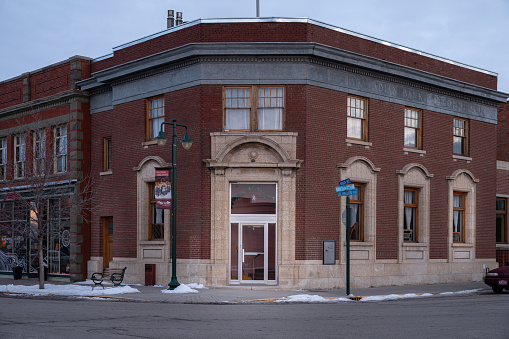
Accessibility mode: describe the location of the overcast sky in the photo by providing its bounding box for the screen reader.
[1,0,508,96]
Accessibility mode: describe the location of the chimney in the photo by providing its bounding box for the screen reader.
[167,10,175,28]
[176,12,183,25]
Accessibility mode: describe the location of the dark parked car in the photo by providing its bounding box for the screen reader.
[484,265,509,294]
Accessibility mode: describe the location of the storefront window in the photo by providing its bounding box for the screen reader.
[0,196,70,276]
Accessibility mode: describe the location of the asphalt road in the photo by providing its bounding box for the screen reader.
[0,292,507,338]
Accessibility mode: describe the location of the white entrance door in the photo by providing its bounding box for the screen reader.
[230,220,276,284]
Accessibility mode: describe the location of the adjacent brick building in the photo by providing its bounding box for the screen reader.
[0,56,92,281]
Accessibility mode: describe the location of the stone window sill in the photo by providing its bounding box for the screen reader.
[452,242,474,248]
[403,147,426,156]
[142,140,158,148]
[496,243,509,250]
[402,242,428,248]
[347,241,374,247]
[346,139,372,148]
[452,154,472,163]
[100,171,113,176]
[139,240,165,245]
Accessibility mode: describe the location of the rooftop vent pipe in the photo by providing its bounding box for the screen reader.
[176,12,183,25]
[167,10,175,28]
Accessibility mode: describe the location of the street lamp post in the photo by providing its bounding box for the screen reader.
[156,118,193,290]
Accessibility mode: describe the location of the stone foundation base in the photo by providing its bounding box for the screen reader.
[87,257,497,289]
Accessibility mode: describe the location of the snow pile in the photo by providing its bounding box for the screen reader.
[440,289,483,295]
[275,294,351,303]
[160,283,207,294]
[361,293,432,301]
[0,283,140,296]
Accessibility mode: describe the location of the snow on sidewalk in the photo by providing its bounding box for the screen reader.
[0,283,140,296]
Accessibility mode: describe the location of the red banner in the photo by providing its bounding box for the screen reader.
[155,168,172,209]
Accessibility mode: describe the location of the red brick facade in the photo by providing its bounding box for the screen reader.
[0,56,92,281]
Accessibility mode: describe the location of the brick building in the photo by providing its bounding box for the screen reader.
[1,17,508,288]
[76,17,508,288]
[0,56,92,281]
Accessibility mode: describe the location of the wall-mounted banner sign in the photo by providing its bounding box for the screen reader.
[155,167,172,209]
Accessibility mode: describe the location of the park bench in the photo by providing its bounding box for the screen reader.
[91,267,127,289]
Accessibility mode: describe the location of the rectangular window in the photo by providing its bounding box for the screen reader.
[453,192,465,242]
[349,183,364,241]
[224,86,284,131]
[404,108,421,149]
[103,137,112,172]
[347,96,367,141]
[453,118,468,155]
[14,134,25,179]
[34,129,46,176]
[54,125,67,173]
[0,138,6,180]
[149,183,164,240]
[496,198,507,243]
[147,97,165,140]
[404,188,418,242]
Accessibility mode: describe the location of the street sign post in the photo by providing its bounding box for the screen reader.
[336,178,355,296]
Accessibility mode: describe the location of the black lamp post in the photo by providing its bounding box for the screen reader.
[156,118,193,290]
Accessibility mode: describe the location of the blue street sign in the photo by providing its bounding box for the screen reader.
[335,184,355,193]
[339,178,351,186]
[337,189,358,197]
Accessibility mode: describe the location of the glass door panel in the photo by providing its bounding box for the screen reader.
[230,223,239,280]
[241,224,265,281]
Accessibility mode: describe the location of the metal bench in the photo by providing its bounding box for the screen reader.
[91,267,127,289]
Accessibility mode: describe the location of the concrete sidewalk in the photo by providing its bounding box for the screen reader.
[0,275,490,303]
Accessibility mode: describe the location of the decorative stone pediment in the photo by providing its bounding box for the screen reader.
[204,132,302,172]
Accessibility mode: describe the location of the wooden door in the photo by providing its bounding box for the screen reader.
[103,217,113,268]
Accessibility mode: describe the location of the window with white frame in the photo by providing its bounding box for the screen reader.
[147,97,165,141]
[34,129,46,176]
[347,96,367,141]
[453,118,468,155]
[14,134,25,179]
[224,86,284,131]
[54,125,67,173]
[0,138,6,180]
[404,108,421,149]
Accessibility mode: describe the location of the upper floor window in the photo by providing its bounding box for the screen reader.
[453,192,465,242]
[147,97,165,141]
[14,134,25,179]
[349,183,364,241]
[54,125,67,173]
[453,118,468,155]
[347,96,367,141]
[404,108,421,149]
[403,188,419,242]
[224,86,284,131]
[496,198,507,244]
[34,129,46,176]
[103,137,112,172]
[0,138,6,180]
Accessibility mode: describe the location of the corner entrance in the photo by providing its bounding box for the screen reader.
[229,184,277,284]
